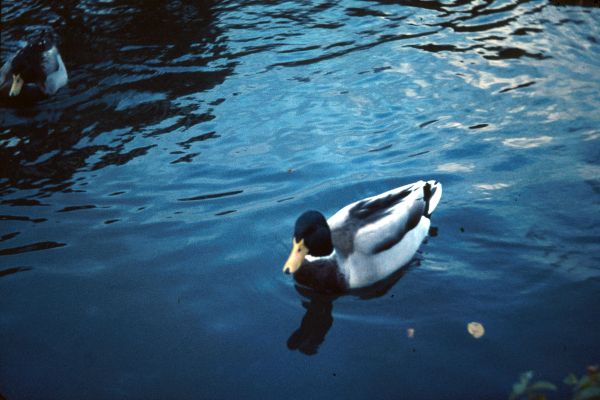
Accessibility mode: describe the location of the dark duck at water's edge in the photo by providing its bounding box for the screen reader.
[283,180,442,293]
[0,30,68,97]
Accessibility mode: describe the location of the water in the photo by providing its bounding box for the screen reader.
[1,0,599,398]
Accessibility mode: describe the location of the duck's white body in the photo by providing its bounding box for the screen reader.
[289,180,442,292]
[40,46,68,95]
[329,186,436,288]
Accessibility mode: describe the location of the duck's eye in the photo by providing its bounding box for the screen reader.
[297,247,302,253]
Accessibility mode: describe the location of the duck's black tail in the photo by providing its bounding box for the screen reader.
[424,180,442,217]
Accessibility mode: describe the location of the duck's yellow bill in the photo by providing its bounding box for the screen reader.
[10,74,24,97]
[283,238,308,274]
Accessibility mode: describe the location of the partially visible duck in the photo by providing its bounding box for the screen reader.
[283,180,442,293]
[0,30,68,97]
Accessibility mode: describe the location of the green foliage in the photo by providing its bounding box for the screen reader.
[509,371,556,400]
[510,366,600,400]
[564,366,600,400]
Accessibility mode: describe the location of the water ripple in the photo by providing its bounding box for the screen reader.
[0,266,32,277]
[0,241,66,256]
[178,190,244,202]
[1,1,600,397]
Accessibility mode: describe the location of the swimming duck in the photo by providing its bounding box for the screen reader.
[283,180,442,293]
[0,31,68,97]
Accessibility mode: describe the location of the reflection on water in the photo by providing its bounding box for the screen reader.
[288,262,415,355]
[550,0,600,6]
[1,0,231,198]
[287,292,335,355]
[1,0,597,199]
[1,0,600,398]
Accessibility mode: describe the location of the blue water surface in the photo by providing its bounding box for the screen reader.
[1,0,599,399]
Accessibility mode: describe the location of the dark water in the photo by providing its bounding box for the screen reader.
[1,0,599,398]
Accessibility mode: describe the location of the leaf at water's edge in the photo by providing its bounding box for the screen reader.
[510,371,533,400]
[578,375,593,391]
[528,381,557,392]
[565,374,579,386]
[575,386,600,400]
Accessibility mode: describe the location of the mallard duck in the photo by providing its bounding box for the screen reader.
[283,180,442,292]
[0,31,68,97]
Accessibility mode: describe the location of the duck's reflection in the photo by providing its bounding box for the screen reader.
[287,289,337,355]
[287,260,417,355]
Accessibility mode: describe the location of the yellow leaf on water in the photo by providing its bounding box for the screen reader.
[468,322,485,339]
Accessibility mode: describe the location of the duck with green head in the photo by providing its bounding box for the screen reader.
[283,180,442,293]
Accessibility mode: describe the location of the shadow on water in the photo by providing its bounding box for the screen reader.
[550,0,600,6]
[260,0,560,73]
[287,260,417,355]
[0,266,32,278]
[0,0,233,198]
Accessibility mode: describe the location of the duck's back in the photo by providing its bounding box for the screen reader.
[329,180,441,288]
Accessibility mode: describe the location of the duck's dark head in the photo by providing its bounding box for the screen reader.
[9,35,52,97]
[283,210,333,274]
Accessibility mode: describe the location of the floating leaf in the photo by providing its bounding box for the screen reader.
[467,321,485,339]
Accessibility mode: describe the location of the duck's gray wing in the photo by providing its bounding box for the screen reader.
[353,190,427,255]
[329,181,428,258]
[41,47,60,75]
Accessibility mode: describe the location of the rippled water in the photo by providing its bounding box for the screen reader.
[1,0,599,399]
